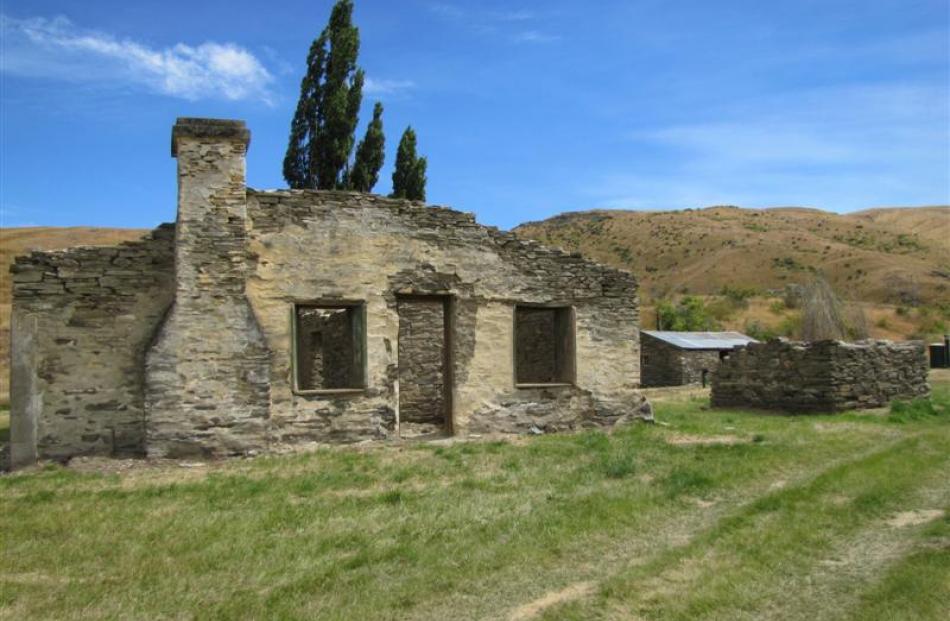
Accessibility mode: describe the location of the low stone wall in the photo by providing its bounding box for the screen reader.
[711,339,930,412]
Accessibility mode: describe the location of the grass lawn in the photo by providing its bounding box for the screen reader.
[1,378,948,620]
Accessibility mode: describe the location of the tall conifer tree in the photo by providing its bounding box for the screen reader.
[391,126,427,201]
[348,102,385,192]
[283,0,364,190]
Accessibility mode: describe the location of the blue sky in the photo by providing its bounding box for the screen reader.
[1,0,948,230]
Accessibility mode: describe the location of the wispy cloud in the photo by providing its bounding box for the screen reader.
[512,30,560,44]
[493,10,536,22]
[590,82,950,212]
[364,77,416,96]
[427,3,560,43]
[0,14,275,104]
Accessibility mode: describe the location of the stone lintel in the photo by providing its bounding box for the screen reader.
[171,118,251,157]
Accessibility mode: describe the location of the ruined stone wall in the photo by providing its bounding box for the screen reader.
[245,189,650,443]
[640,334,722,387]
[8,118,651,466]
[711,339,930,412]
[9,227,175,466]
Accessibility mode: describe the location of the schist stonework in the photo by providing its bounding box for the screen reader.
[8,118,652,468]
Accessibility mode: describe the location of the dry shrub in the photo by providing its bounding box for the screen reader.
[801,277,849,341]
[845,304,870,340]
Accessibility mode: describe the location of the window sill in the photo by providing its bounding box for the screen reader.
[515,383,575,389]
[294,388,367,396]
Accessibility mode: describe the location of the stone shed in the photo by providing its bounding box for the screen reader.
[640,331,756,387]
[711,338,930,412]
[8,118,651,468]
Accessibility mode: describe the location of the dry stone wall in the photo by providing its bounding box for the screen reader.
[9,227,175,467]
[711,339,930,412]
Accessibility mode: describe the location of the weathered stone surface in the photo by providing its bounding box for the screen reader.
[9,117,652,467]
[711,338,930,412]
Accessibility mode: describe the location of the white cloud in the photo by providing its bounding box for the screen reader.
[364,77,415,95]
[0,14,275,104]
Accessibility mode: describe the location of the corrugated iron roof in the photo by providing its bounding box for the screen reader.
[642,331,757,350]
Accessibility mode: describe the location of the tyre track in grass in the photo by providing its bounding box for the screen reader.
[536,430,950,620]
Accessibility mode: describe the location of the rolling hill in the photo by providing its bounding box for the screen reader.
[514,206,949,305]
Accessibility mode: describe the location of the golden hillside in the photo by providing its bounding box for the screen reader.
[515,206,950,304]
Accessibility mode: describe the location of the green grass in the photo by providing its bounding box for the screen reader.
[1,381,948,620]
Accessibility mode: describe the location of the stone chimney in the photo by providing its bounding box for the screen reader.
[145,118,270,458]
[170,118,251,296]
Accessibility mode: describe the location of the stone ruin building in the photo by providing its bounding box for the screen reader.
[711,338,930,412]
[8,118,652,468]
[640,331,757,387]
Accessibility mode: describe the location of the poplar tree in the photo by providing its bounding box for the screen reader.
[283,0,365,190]
[391,126,427,201]
[347,102,385,192]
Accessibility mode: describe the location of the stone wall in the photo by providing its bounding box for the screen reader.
[9,227,175,467]
[711,339,930,412]
[640,334,722,387]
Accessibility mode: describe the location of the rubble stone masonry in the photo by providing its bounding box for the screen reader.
[711,338,930,412]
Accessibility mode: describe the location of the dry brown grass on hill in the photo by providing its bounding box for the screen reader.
[515,205,950,305]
